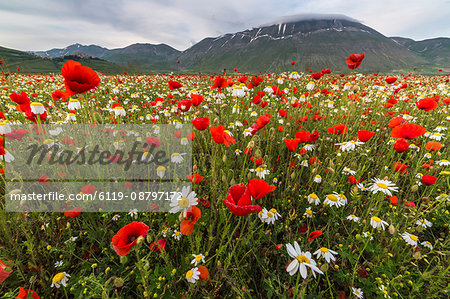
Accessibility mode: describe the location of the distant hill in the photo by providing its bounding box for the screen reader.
[1,46,123,74]
[391,37,450,71]
[32,43,181,72]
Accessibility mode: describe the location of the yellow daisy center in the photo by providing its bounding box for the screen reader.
[186,270,193,279]
[52,272,65,283]
[372,216,382,223]
[306,209,312,215]
[172,153,180,157]
[270,208,277,214]
[296,255,310,264]
[267,212,273,218]
[178,197,190,209]
[327,194,338,202]
[376,182,388,189]
[320,247,329,253]
[195,255,202,261]
[410,235,418,241]
[310,193,318,199]
[256,167,264,172]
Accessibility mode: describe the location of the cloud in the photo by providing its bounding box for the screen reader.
[0,0,448,51]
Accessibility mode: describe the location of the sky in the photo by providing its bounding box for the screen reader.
[0,0,449,51]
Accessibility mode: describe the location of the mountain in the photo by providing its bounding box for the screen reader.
[177,17,432,73]
[391,37,450,70]
[20,15,450,73]
[32,43,181,72]
[1,46,123,74]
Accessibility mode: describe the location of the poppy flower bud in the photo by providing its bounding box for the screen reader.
[411,185,419,192]
[193,165,197,171]
[222,175,226,183]
[320,263,329,272]
[120,256,128,264]
[213,117,219,124]
[290,172,296,179]
[416,226,423,233]
[114,277,124,288]
[136,236,144,245]
[178,213,184,221]
[230,178,235,185]
[222,155,227,163]
[220,104,227,109]
[388,225,395,234]
[254,149,262,159]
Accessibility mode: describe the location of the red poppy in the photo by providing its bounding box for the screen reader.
[389,116,406,128]
[9,91,30,106]
[187,173,204,184]
[112,221,149,256]
[81,184,96,194]
[394,138,409,153]
[64,207,81,218]
[177,99,192,112]
[17,287,40,299]
[209,125,236,146]
[311,72,323,80]
[276,244,284,250]
[393,162,408,174]
[250,156,263,165]
[149,238,166,253]
[197,266,209,280]
[386,195,398,206]
[247,179,276,199]
[328,124,348,135]
[256,114,271,130]
[348,176,360,184]
[212,76,228,91]
[190,94,204,106]
[385,77,397,84]
[39,174,50,185]
[61,60,100,96]
[416,97,437,111]
[391,123,426,139]
[345,53,365,69]
[308,230,322,242]
[180,206,201,235]
[294,130,309,142]
[51,90,69,102]
[322,68,331,74]
[223,183,262,216]
[425,141,442,151]
[284,138,300,152]
[422,175,437,186]
[145,136,161,148]
[0,259,12,283]
[291,61,295,65]
[191,117,209,130]
[357,130,375,142]
[247,76,263,89]
[168,80,183,90]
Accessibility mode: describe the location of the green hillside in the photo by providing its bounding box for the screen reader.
[0,46,123,74]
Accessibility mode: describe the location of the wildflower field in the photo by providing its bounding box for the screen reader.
[0,58,449,298]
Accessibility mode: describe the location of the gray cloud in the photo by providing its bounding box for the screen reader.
[0,0,448,51]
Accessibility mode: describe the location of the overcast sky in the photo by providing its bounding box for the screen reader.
[1,0,449,51]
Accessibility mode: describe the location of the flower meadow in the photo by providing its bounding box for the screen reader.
[0,57,449,298]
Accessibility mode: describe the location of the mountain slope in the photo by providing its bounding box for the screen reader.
[177,18,432,73]
[0,46,123,74]
[391,37,450,70]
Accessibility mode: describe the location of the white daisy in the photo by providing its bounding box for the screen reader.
[250,167,270,179]
[313,175,322,183]
[51,272,70,288]
[313,247,338,263]
[342,167,356,175]
[169,185,198,214]
[307,193,321,206]
[335,140,364,152]
[415,219,432,228]
[304,207,314,218]
[172,230,182,240]
[191,254,205,266]
[421,241,433,250]
[402,232,419,246]
[324,192,346,208]
[285,241,323,278]
[370,216,389,230]
[186,267,200,283]
[352,287,364,299]
[261,208,281,224]
[346,214,360,223]
[436,160,450,166]
[368,178,398,196]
